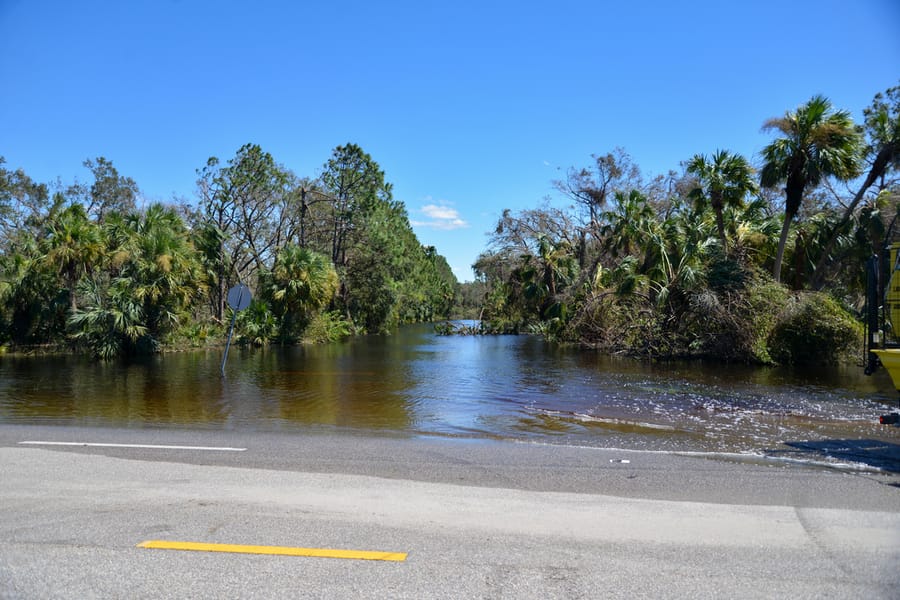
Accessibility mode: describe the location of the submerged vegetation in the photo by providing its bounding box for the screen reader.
[0,144,457,357]
[2,84,898,365]
[460,84,900,365]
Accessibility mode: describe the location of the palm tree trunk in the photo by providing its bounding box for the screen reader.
[715,209,727,254]
[66,268,77,313]
[773,215,793,283]
[810,145,895,290]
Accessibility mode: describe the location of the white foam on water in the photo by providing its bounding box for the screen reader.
[508,438,894,475]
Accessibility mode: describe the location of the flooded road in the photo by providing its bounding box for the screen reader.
[1,324,898,473]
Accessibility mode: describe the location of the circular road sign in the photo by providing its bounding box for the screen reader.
[226,284,252,311]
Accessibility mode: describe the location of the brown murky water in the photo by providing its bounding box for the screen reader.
[2,323,899,472]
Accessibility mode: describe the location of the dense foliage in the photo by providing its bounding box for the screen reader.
[0,145,457,357]
[767,294,864,366]
[467,85,900,364]
[3,84,898,365]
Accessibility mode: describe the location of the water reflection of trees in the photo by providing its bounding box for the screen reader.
[241,341,416,430]
[0,353,229,426]
[0,356,78,419]
[2,327,895,440]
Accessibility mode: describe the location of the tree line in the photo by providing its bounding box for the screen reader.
[0,143,457,358]
[467,84,900,365]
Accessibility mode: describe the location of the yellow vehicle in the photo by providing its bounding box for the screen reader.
[865,245,900,420]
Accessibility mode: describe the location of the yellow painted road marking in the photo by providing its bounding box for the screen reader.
[137,540,407,562]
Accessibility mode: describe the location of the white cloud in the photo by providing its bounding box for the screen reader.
[412,200,469,230]
[422,204,460,220]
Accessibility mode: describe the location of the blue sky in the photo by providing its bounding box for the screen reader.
[2,0,899,281]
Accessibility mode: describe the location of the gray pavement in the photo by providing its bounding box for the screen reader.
[0,424,898,598]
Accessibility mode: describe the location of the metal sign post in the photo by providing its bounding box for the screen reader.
[221,284,252,377]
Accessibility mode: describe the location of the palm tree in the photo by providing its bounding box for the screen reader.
[811,83,900,289]
[601,190,656,259]
[267,244,339,338]
[642,199,716,306]
[42,204,104,312]
[69,276,147,359]
[760,95,862,283]
[536,235,576,300]
[724,197,782,268]
[686,150,757,253]
[115,204,205,341]
[1,235,68,344]
[516,235,578,321]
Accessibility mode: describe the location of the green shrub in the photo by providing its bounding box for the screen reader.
[680,277,789,363]
[302,310,353,343]
[767,293,863,365]
[234,300,276,347]
[562,292,646,353]
[171,321,225,349]
[565,266,793,363]
[68,277,148,360]
[741,280,792,362]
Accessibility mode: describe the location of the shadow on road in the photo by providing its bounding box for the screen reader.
[780,438,900,474]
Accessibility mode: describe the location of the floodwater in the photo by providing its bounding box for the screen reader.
[2,323,899,473]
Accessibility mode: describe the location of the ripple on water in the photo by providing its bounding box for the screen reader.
[1,325,898,474]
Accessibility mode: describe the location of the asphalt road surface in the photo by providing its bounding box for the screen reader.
[0,424,898,599]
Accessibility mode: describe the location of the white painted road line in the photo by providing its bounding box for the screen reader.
[19,441,247,452]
